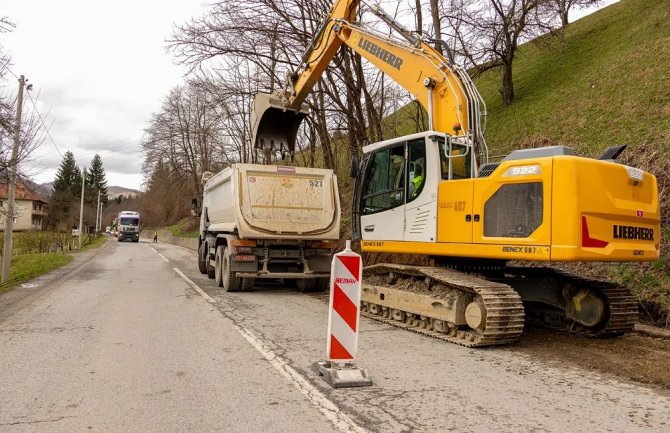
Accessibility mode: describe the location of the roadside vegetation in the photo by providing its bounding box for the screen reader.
[0,231,107,293]
[0,253,72,293]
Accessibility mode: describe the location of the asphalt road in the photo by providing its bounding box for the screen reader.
[1,238,669,432]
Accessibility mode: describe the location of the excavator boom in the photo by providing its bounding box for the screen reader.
[250,0,486,167]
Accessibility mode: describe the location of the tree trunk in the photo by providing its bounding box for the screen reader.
[560,11,569,54]
[415,0,423,32]
[429,0,443,55]
[502,61,514,106]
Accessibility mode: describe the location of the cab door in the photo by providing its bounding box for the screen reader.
[359,142,406,241]
[436,139,475,243]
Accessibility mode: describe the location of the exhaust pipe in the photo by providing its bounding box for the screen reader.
[250,92,309,155]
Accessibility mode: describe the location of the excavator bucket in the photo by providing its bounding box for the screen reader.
[250,92,309,154]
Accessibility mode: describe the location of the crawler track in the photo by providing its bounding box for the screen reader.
[361,264,525,347]
[360,264,638,348]
[503,267,638,337]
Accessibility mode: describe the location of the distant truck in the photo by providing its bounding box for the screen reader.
[117,211,141,243]
[193,164,341,292]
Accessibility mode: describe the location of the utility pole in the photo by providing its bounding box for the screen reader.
[99,201,103,233]
[2,75,26,284]
[78,166,85,251]
[95,190,100,234]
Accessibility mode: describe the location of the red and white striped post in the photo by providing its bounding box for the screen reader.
[327,240,362,361]
[313,240,372,388]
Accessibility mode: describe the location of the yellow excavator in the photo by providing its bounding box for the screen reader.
[250,0,660,346]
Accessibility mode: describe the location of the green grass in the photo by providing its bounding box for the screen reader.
[475,0,670,157]
[0,233,108,293]
[167,217,200,238]
[80,234,108,251]
[0,253,73,292]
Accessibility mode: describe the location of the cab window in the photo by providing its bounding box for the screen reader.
[439,139,472,180]
[362,144,405,214]
[407,139,426,202]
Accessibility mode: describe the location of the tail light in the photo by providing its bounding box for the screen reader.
[232,239,256,253]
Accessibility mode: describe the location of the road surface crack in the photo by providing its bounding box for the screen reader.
[0,415,76,426]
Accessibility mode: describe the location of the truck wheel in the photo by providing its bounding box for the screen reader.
[240,278,255,291]
[215,246,224,287]
[197,243,207,274]
[296,279,317,292]
[222,247,240,292]
[315,278,330,292]
[206,244,216,279]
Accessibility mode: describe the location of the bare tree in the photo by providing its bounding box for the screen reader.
[443,0,554,106]
[549,0,601,53]
[167,0,399,171]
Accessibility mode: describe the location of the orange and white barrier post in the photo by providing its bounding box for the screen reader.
[313,240,372,388]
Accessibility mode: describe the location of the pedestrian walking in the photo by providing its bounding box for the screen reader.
[153,230,158,243]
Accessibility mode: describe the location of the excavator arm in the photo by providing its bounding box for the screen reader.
[250,0,487,165]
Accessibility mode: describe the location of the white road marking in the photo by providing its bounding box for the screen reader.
[150,247,169,262]
[173,267,368,433]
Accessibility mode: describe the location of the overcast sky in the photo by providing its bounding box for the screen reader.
[2,0,616,191]
[2,0,206,190]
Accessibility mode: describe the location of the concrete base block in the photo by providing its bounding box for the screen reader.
[312,361,373,388]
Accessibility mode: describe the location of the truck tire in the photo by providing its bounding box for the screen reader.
[197,242,207,274]
[206,244,216,279]
[222,247,240,292]
[296,279,317,292]
[214,245,224,287]
[240,278,255,291]
[315,278,330,292]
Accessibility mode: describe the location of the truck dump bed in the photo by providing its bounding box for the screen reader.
[204,164,340,240]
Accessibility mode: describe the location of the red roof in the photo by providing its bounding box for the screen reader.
[0,181,48,203]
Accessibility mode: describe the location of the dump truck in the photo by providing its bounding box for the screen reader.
[250,0,660,346]
[116,211,141,243]
[193,164,341,292]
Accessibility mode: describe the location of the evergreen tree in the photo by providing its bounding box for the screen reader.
[48,151,83,229]
[52,151,82,199]
[86,154,109,205]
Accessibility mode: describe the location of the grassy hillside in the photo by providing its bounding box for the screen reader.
[477,0,670,158]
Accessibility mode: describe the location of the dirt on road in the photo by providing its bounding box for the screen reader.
[512,325,670,392]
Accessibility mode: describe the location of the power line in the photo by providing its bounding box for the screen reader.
[26,90,64,158]
[2,63,19,80]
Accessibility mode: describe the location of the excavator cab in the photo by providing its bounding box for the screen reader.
[250,92,309,159]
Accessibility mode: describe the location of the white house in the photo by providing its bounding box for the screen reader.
[0,181,48,231]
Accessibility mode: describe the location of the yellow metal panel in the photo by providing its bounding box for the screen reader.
[551,157,660,261]
[472,159,553,246]
[437,179,473,243]
[338,26,470,135]
[361,240,551,261]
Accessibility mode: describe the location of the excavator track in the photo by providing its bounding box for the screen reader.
[502,267,638,337]
[361,264,525,347]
